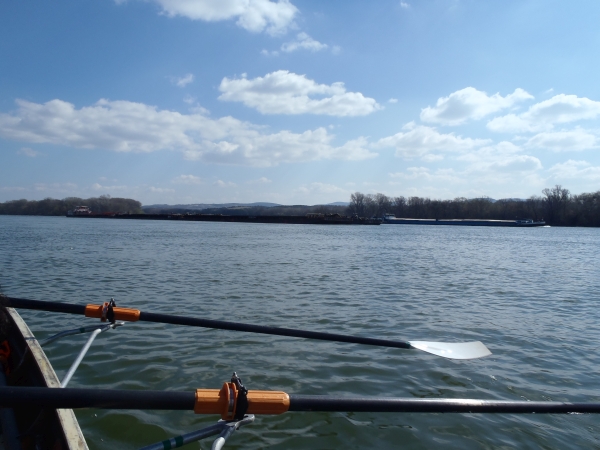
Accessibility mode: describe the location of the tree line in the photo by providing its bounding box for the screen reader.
[0,195,143,216]
[346,186,600,227]
[2,186,599,226]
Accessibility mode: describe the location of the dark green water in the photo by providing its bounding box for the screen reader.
[1,216,600,449]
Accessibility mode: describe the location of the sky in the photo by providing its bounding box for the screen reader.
[1,0,600,206]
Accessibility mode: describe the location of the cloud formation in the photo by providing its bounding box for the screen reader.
[214,180,237,187]
[525,129,598,152]
[0,98,376,167]
[390,167,462,183]
[173,174,203,184]
[420,87,533,126]
[135,0,298,35]
[218,70,380,116]
[376,123,490,159]
[248,177,272,184]
[281,32,327,52]
[92,182,128,192]
[548,160,600,181]
[18,147,40,157]
[171,73,194,87]
[295,182,346,195]
[487,94,600,133]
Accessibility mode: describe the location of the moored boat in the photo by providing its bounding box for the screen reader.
[382,214,546,227]
[66,206,92,217]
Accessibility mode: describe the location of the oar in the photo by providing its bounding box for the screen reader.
[1,385,599,415]
[6,297,491,360]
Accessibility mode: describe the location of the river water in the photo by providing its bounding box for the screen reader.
[1,216,600,449]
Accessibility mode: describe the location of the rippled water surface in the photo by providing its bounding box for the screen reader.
[1,216,600,449]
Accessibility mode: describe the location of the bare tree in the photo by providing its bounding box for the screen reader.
[542,185,570,224]
[392,196,407,217]
[347,192,367,217]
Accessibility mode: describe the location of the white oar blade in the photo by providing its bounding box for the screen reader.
[408,341,492,360]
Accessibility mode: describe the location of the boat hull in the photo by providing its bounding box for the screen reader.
[383,218,546,227]
[1,308,88,449]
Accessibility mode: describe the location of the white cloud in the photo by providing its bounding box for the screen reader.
[385,142,543,192]
[547,160,600,181]
[218,70,380,116]
[172,174,203,184]
[486,114,540,133]
[420,87,533,126]
[261,49,279,56]
[375,124,490,159]
[457,140,521,162]
[149,186,176,193]
[333,137,376,160]
[35,182,78,193]
[281,32,327,52]
[487,94,600,133]
[92,182,128,191]
[486,154,543,173]
[214,180,236,187]
[0,186,27,192]
[189,104,210,115]
[525,129,599,152]
[18,147,40,157]
[171,73,194,87]
[389,167,462,183]
[400,2,410,8]
[248,177,272,184]
[295,182,346,195]
[457,141,543,173]
[0,98,377,167]
[388,98,398,104]
[388,142,543,196]
[131,0,298,35]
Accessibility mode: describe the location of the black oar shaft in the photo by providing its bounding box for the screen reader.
[2,387,600,415]
[289,395,600,414]
[6,298,86,315]
[0,387,195,410]
[6,297,411,350]
[140,311,411,349]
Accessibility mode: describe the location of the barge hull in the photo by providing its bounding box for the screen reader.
[68,214,381,225]
[384,219,545,227]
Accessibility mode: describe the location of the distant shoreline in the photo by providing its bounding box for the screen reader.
[65,212,381,226]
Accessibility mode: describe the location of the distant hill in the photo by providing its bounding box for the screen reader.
[326,202,350,206]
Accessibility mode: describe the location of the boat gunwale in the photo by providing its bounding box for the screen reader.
[7,307,88,450]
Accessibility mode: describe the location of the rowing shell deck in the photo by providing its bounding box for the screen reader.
[1,308,88,450]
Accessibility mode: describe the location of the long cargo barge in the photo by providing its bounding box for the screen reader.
[66,212,381,225]
[383,217,546,227]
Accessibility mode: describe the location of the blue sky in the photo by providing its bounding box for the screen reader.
[1,0,600,205]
